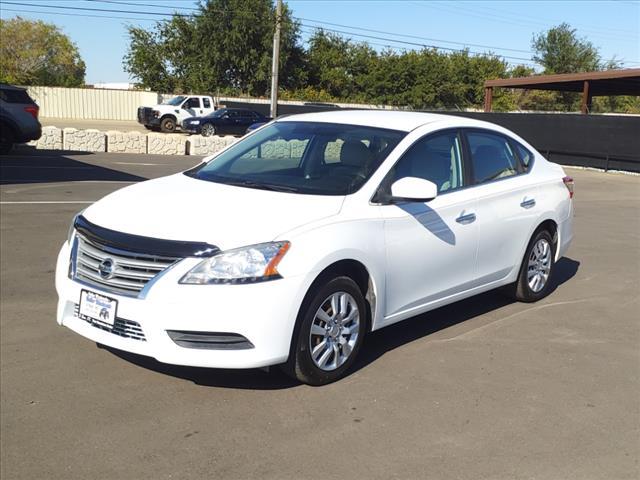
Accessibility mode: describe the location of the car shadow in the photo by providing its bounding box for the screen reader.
[1,148,146,185]
[351,257,580,376]
[99,257,580,390]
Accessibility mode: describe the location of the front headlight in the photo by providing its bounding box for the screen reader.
[179,241,290,285]
[190,120,200,125]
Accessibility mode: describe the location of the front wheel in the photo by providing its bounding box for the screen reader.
[160,117,176,133]
[510,229,556,302]
[201,123,216,137]
[284,276,366,386]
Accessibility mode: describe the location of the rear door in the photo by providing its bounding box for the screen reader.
[201,97,215,116]
[464,128,540,285]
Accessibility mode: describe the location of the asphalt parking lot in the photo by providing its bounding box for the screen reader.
[1,149,638,480]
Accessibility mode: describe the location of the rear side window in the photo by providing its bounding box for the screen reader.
[202,98,211,108]
[390,131,464,193]
[467,131,519,184]
[0,88,34,104]
[514,142,534,171]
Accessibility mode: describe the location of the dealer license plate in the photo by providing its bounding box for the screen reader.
[79,290,118,327]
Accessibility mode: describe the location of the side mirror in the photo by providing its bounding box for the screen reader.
[390,177,438,203]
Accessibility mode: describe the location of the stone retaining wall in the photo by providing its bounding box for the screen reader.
[147,133,189,155]
[24,126,241,157]
[106,131,147,154]
[63,128,106,152]
[28,126,63,150]
[187,135,238,155]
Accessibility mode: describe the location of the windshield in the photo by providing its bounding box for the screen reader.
[185,122,406,195]
[205,109,227,118]
[163,96,186,106]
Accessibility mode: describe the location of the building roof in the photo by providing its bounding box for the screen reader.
[485,68,640,96]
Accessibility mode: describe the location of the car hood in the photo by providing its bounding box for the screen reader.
[82,173,345,250]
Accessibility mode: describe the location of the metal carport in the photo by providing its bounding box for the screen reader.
[484,68,640,114]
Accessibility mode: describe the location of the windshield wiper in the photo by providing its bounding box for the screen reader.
[226,179,301,193]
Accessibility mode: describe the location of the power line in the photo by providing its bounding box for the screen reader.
[0,6,157,21]
[417,1,638,41]
[435,0,639,37]
[298,23,538,63]
[85,0,199,11]
[0,1,186,16]
[294,17,535,55]
[6,0,636,67]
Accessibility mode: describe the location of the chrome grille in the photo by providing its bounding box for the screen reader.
[74,233,180,297]
[74,304,146,341]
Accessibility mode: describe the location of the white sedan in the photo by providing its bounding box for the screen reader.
[55,111,574,385]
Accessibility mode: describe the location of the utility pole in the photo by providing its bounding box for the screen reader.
[270,0,282,118]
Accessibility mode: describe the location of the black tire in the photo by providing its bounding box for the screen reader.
[283,276,367,386]
[509,229,556,302]
[0,124,15,155]
[201,123,216,137]
[160,117,176,133]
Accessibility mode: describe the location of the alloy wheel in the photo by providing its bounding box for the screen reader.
[527,238,552,293]
[202,124,215,137]
[309,291,360,371]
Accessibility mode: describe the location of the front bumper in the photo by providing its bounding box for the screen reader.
[55,241,308,369]
[181,123,201,134]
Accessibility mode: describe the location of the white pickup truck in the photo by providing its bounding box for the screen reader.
[137,95,216,133]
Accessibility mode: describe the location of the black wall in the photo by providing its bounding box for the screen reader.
[223,100,640,172]
[432,111,640,173]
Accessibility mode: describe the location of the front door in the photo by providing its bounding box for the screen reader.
[379,130,479,325]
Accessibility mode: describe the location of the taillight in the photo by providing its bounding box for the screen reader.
[563,176,574,199]
[24,105,39,119]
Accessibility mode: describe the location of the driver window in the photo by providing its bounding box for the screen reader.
[391,131,464,193]
[185,98,200,109]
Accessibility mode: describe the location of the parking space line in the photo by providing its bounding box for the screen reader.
[2,181,137,194]
[113,162,162,166]
[0,201,95,204]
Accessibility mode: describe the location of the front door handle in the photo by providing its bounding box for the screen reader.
[456,212,476,224]
[520,197,536,209]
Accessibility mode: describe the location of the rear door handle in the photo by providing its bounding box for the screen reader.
[520,197,536,209]
[456,212,476,224]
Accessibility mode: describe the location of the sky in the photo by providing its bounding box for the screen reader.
[1,0,638,84]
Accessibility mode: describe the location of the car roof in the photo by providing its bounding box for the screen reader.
[0,83,26,91]
[276,109,500,132]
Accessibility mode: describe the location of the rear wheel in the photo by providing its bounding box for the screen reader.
[510,229,556,302]
[0,124,14,154]
[284,276,366,385]
[201,123,216,137]
[160,117,176,133]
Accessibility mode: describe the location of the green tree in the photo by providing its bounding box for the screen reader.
[531,23,602,111]
[0,17,85,87]
[124,0,305,95]
[532,23,601,74]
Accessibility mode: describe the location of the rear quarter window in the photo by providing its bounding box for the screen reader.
[514,142,534,171]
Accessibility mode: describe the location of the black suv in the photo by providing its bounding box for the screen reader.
[0,84,42,154]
